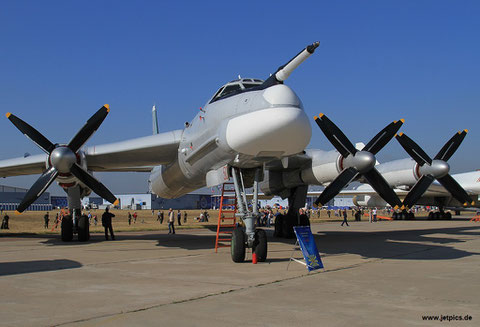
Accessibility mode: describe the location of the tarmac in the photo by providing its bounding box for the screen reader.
[1,218,480,326]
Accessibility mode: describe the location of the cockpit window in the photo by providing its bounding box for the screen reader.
[242,83,259,89]
[222,84,242,97]
[210,78,265,103]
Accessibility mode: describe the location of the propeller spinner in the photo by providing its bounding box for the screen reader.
[6,105,119,213]
[314,113,404,209]
[396,131,475,208]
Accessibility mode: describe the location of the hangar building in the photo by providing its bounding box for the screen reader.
[0,184,52,211]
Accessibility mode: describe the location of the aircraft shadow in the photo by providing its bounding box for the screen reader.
[15,224,480,262]
[313,225,480,261]
[0,259,82,276]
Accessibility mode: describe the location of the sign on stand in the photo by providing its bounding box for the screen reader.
[288,226,324,272]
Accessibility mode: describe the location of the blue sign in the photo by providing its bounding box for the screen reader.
[293,226,324,271]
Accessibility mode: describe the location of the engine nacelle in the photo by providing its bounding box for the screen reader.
[376,158,419,187]
[353,194,387,207]
[149,160,202,199]
[300,149,341,185]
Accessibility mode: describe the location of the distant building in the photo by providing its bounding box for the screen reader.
[103,192,213,210]
[0,184,52,211]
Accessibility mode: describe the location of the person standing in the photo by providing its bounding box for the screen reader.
[168,208,175,234]
[177,210,182,226]
[102,207,115,240]
[133,211,137,223]
[160,211,164,224]
[372,207,377,222]
[1,213,9,229]
[183,211,187,224]
[128,212,132,225]
[44,212,50,229]
[341,209,349,226]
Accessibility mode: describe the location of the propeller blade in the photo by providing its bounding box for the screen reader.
[363,168,403,208]
[70,163,118,205]
[6,113,55,154]
[314,113,357,158]
[402,174,435,208]
[437,174,475,206]
[363,119,404,155]
[314,167,358,207]
[434,130,467,162]
[395,133,432,166]
[17,167,58,213]
[68,105,110,152]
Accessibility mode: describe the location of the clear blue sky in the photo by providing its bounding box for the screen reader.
[1,1,479,195]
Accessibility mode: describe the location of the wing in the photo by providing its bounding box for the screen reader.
[0,130,183,177]
[0,153,47,177]
[85,130,183,172]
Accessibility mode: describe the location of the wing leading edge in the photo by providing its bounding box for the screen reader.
[0,130,183,177]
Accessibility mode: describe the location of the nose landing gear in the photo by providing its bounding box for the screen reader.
[229,167,267,263]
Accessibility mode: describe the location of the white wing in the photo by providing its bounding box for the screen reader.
[0,130,183,177]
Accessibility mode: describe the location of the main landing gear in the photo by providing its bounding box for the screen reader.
[229,167,267,263]
[60,186,91,242]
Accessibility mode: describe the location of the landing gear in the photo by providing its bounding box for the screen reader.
[254,229,267,262]
[230,167,267,263]
[273,214,296,238]
[59,186,91,242]
[231,227,246,263]
[61,215,73,242]
[77,215,90,242]
[430,209,452,220]
[392,210,415,220]
[273,186,309,238]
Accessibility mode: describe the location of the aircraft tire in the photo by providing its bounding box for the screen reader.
[299,214,310,226]
[77,215,90,242]
[433,212,440,219]
[274,214,284,237]
[254,229,267,262]
[231,227,246,263]
[61,215,74,242]
[444,212,452,220]
[282,215,295,239]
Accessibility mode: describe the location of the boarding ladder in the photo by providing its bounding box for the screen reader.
[215,183,237,252]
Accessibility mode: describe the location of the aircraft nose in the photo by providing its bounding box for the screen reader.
[225,107,312,157]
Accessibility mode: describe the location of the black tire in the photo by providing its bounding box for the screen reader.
[408,212,415,220]
[299,214,310,227]
[254,229,267,262]
[444,212,452,220]
[392,212,398,220]
[61,215,73,242]
[231,227,246,263]
[282,214,295,239]
[433,212,440,219]
[274,214,283,237]
[428,212,434,220]
[77,215,90,242]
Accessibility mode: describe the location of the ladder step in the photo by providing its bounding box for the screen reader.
[219,231,233,234]
[219,225,236,228]
[217,239,232,242]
